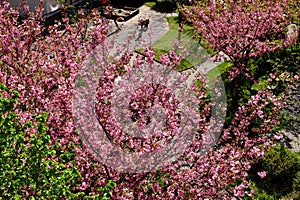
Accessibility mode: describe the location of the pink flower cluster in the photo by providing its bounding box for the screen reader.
[0,0,290,198]
[184,0,296,79]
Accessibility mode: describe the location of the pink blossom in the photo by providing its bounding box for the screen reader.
[257,171,267,179]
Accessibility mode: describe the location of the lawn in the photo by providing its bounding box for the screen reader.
[206,61,232,82]
[136,16,210,71]
[144,1,156,8]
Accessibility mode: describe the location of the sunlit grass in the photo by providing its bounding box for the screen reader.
[136,16,210,71]
[206,62,232,82]
[144,1,156,8]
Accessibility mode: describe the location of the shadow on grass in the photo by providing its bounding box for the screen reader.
[135,49,193,72]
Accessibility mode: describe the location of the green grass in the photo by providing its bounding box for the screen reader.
[206,62,232,82]
[164,17,215,54]
[136,16,210,71]
[251,78,268,91]
[144,1,156,8]
[166,17,180,31]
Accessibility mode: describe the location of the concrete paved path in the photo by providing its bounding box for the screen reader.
[107,5,169,50]
[107,5,224,85]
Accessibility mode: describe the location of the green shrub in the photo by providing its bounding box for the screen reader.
[249,145,300,199]
[0,84,116,199]
[293,171,300,192]
[0,84,80,199]
[153,0,178,13]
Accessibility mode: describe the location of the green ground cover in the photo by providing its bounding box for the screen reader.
[221,40,300,199]
[136,16,210,71]
[144,1,156,8]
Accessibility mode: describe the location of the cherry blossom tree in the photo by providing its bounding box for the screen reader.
[182,0,299,123]
[184,0,297,80]
[0,0,294,199]
[72,23,289,199]
[0,0,111,196]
